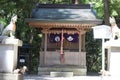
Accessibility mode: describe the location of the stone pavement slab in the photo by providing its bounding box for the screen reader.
[24,75,120,80]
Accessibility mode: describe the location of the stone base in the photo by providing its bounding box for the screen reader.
[109,47,120,76]
[0,73,23,80]
[38,66,87,76]
[50,72,73,77]
[105,40,120,76]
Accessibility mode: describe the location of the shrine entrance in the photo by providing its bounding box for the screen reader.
[26,4,102,76]
[39,27,87,76]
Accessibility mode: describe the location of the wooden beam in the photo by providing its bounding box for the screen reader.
[29,22,95,30]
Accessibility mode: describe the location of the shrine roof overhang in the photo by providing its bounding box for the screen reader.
[25,4,103,30]
[26,18,102,29]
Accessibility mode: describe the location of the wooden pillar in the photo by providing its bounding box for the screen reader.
[79,33,81,52]
[80,31,86,52]
[44,32,47,65]
[44,33,47,52]
[107,48,110,71]
[82,33,86,51]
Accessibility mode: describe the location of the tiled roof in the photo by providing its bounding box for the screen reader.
[31,4,100,22]
[36,4,91,9]
[25,4,102,30]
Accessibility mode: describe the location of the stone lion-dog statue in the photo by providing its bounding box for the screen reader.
[109,17,120,40]
[2,15,17,37]
[0,14,17,43]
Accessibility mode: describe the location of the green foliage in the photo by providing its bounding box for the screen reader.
[81,0,120,18]
[85,30,102,72]
[0,18,6,25]
[93,0,104,18]
[109,0,120,17]
[81,0,104,18]
[29,29,42,73]
[39,0,71,4]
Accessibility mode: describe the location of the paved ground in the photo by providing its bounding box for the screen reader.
[24,75,120,80]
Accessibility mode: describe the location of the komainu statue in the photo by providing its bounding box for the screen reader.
[109,17,120,40]
[0,15,17,43]
[2,15,17,37]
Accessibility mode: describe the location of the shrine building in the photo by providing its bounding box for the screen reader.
[26,4,102,76]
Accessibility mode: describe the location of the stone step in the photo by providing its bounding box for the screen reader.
[50,72,73,77]
[38,66,87,76]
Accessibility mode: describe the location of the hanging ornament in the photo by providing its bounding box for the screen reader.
[55,36,60,42]
[64,33,78,43]
[67,36,74,41]
[49,33,61,43]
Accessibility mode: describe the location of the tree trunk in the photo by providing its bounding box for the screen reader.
[72,0,79,4]
[103,0,110,25]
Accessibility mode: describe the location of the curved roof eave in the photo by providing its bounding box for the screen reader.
[25,18,102,25]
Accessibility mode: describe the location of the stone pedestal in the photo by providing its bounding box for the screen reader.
[0,38,22,73]
[105,40,120,76]
[0,73,23,80]
[0,38,23,80]
[109,47,120,76]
